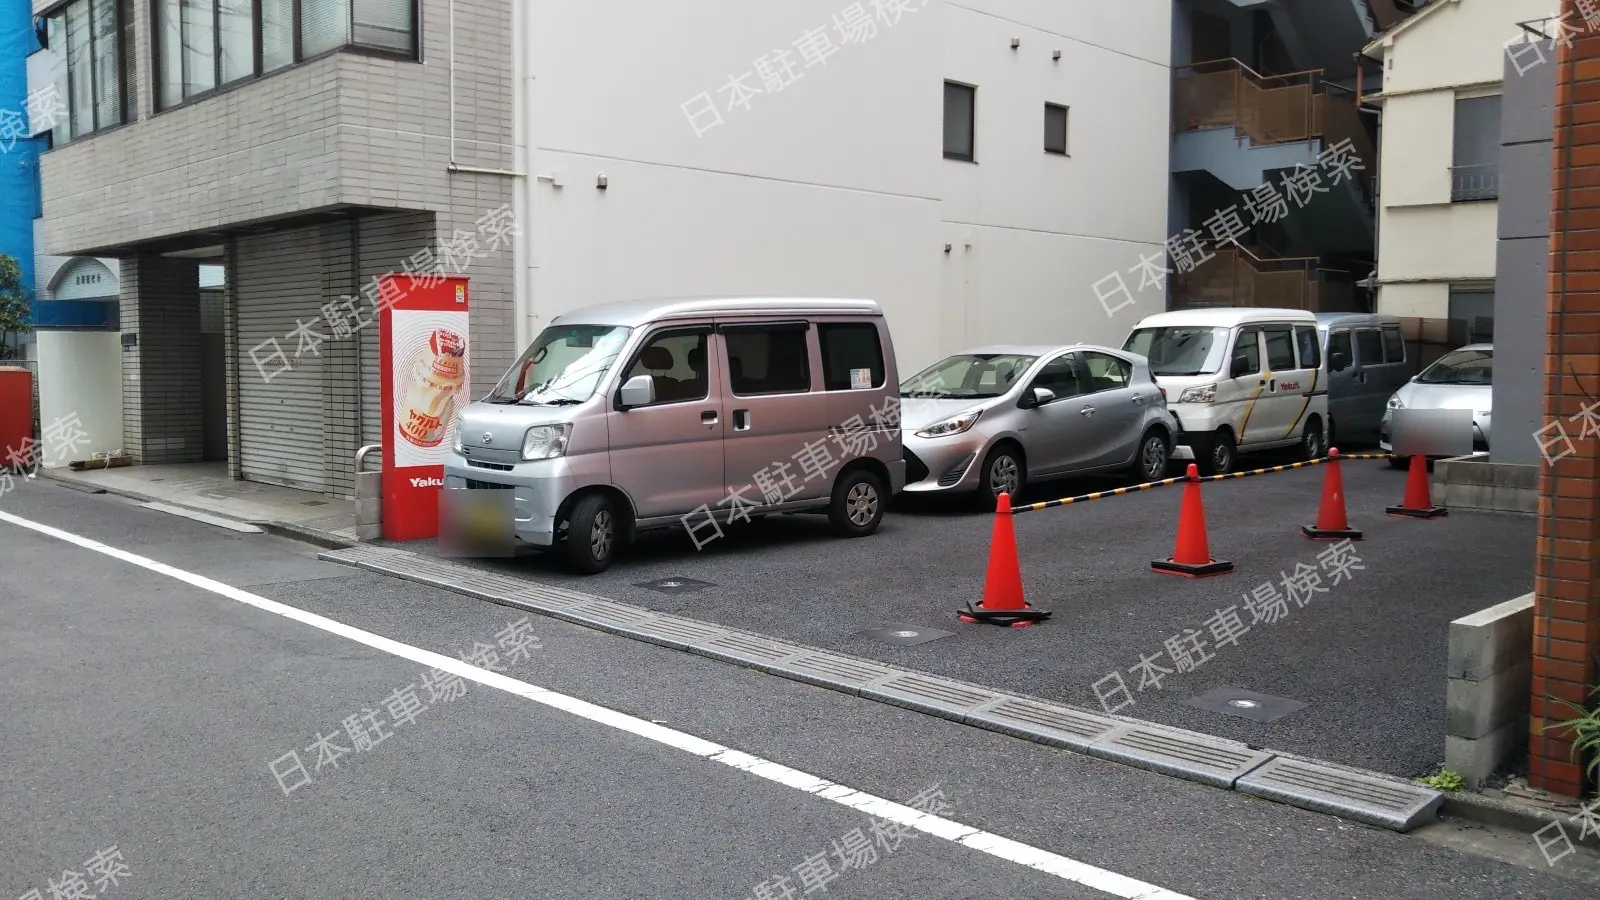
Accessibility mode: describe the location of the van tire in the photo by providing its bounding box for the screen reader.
[1298,417,1325,461]
[1197,430,1235,476]
[564,493,617,574]
[829,468,885,538]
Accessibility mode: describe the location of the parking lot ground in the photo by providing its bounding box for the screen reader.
[393,447,1536,781]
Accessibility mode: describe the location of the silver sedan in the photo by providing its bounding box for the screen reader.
[899,344,1180,505]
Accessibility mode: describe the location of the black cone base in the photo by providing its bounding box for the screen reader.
[958,602,1051,627]
[1385,505,1447,519]
[1151,558,1234,578]
[1301,525,1364,541]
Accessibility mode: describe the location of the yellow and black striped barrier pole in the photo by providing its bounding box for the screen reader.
[1008,452,1397,515]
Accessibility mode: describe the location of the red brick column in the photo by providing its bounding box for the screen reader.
[1533,1,1600,798]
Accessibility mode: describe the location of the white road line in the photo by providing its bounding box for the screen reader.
[0,509,1193,900]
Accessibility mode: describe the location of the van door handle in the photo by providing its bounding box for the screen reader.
[701,410,719,426]
[733,409,751,431]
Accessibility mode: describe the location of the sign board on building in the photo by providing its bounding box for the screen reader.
[378,274,470,541]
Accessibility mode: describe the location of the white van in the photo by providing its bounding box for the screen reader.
[1122,308,1329,475]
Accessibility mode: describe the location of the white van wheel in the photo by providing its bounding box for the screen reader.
[1299,418,1325,461]
[1198,431,1235,476]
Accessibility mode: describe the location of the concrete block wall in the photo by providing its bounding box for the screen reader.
[1446,594,1536,789]
[1433,455,1540,514]
[119,255,202,464]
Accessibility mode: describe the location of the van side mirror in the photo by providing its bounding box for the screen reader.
[617,374,654,409]
[1230,356,1252,378]
[1023,387,1055,408]
[1330,351,1349,372]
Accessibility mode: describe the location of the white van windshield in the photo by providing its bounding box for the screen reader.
[1123,327,1230,376]
[488,325,633,405]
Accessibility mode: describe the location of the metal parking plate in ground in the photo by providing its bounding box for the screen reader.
[854,624,955,646]
[634,577,716,594]
[1185,687,1308,724]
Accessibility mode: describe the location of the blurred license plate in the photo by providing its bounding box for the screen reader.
[441,489,514,558]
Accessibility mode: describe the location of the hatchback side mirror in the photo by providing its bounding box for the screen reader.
[1023,387,1056,408]
[617,374,654,409]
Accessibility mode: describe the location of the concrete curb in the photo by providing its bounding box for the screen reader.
[1441,791,1600,845]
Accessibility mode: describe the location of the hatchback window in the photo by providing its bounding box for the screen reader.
[725,325,812,395]
[1030,354,1085,397]
[901,353,1038,399]
[819,323,885,391]
[1080,352,1131,392]
[1417,348,1492,385]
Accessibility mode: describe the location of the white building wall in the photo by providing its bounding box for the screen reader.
[520,0,1171,374]
[1369,0,1558,320]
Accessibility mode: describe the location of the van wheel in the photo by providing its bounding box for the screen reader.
[1298,418,1325,461]
[564,494,617,574]
[1197,431,1235,476]
[1130,429,1171,483]
[829,469,885,538]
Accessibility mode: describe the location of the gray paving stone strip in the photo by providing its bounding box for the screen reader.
[317,546,1444,831]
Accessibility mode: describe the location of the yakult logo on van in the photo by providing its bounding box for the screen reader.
[409,476,444,489]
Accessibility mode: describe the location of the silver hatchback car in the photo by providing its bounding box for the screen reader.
[899,344,1179,505]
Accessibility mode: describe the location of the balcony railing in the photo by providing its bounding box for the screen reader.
[1451,164,1500,202]
[1174,59,1378,197]
[1172,246,1367,313]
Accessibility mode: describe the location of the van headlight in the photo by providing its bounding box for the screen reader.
[916,409,983,438]
[452,417,465,454]
[522,424,573,460]
[1178,384,1217,404]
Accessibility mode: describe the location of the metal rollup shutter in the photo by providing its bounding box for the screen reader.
[235,226,328,491]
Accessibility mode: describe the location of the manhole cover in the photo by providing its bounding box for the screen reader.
[1186,687,1306,723]
[634,577,714,594]
[855,624,955,646]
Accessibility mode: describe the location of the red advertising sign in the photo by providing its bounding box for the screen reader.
[378,274,471,541]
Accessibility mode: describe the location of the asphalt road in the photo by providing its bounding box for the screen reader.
[396,447,1534,780]
[3,478,1597,900]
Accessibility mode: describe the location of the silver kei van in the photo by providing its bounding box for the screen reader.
[444,297,906,574]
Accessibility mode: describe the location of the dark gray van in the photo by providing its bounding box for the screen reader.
[1317,313,1409,445]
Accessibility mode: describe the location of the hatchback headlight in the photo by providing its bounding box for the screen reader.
[522,424,573,460]
[1387,394,1404,410]
[1178,384,1217,404]
[916,409,983,438]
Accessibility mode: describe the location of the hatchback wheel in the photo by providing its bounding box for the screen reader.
[978,446,1025,508]
[564,493,617,574]
[1130,430,1171,483]
[829,469,885,537]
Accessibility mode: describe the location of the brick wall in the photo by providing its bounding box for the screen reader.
[1532,0,1600,798]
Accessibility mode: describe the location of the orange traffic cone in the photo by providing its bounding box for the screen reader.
[1152,464,1234,577]
[1302,447,1363,541]
[959,492,1051,627]
[1386,454,1447,519]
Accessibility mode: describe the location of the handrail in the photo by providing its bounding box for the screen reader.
[356,444,382,473]
[1182,56,1326,84]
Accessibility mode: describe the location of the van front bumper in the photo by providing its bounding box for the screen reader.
[443,453,605,548]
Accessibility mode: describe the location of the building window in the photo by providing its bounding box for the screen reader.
[1448,287,1494,344]
[154,0,418,110]
[1451,94,1501,202]
[1044,103,1068,155]
[44,0,131,145]
[943,81,975,162]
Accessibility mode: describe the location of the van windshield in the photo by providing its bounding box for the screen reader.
[488,325,634,405]
[1123,327,1229,376]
